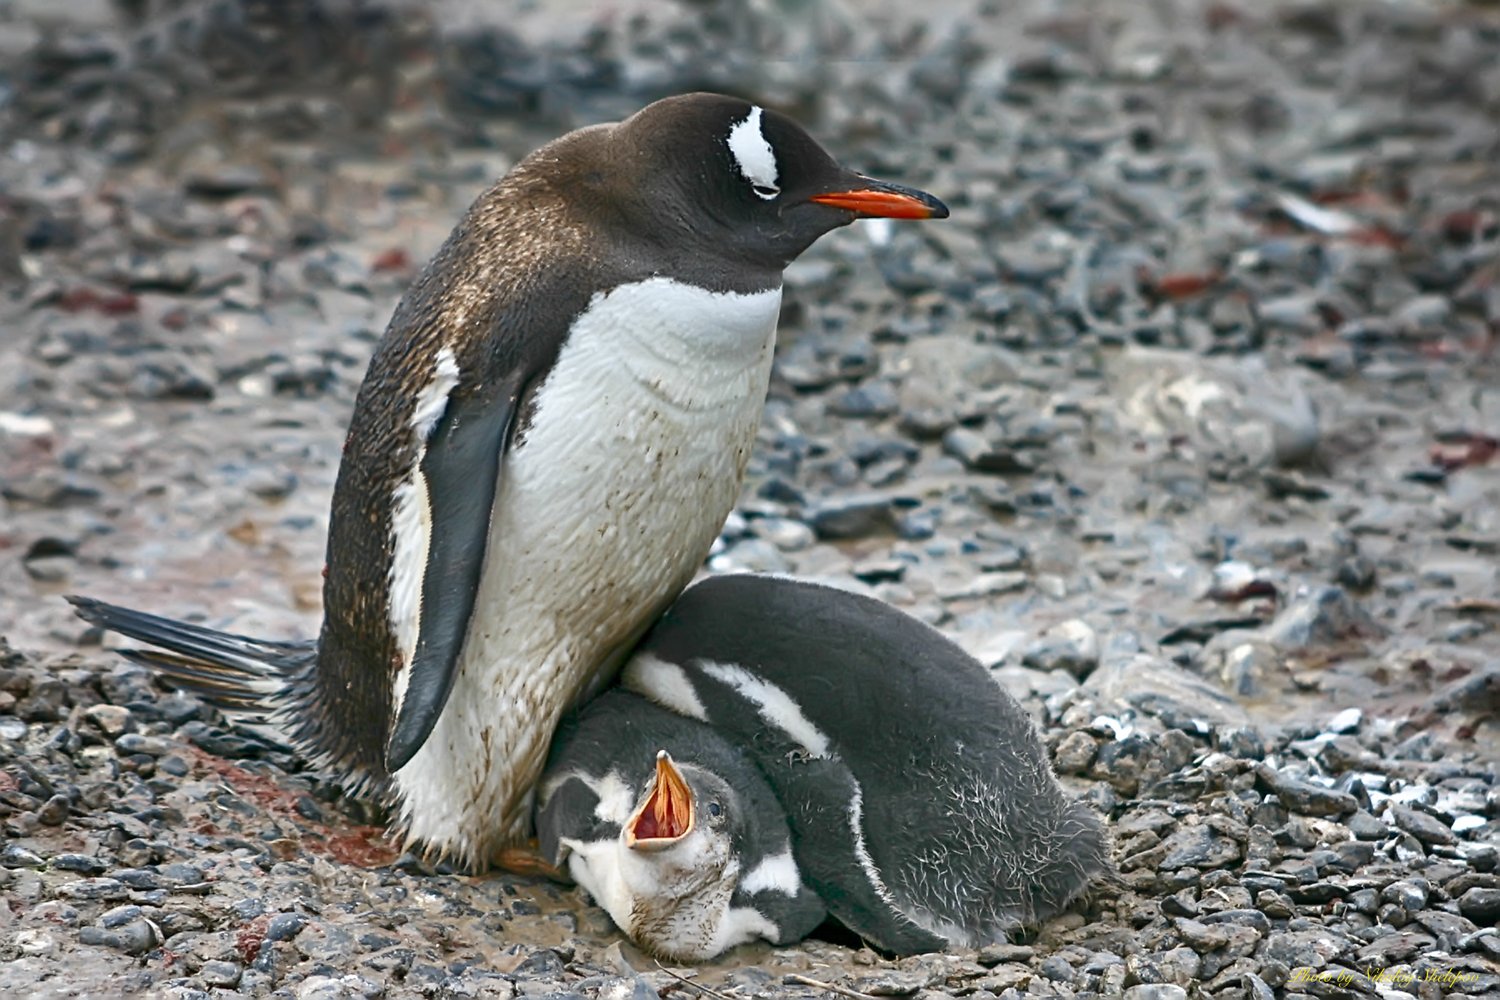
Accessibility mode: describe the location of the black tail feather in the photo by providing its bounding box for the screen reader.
[68,594,313,719]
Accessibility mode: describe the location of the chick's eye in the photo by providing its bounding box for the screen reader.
[707,801,724,819]
[751,183,780,200]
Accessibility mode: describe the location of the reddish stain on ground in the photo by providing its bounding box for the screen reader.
[322,828,400,868]
[54,287,141,315]
[1431,434,1498,472]
[236,914,270,964]
[1146,269,1223,301]
[370,247,412,273]
[179,745,399,867]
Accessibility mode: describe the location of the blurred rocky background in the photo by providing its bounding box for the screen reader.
[1,0,1497,997]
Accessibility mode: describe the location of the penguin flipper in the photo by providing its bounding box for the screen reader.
[775,758,949,956]
[384,374,525,772]
[732,877,827,946]
[535,772,607,866]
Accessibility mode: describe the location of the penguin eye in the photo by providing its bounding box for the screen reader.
[707,801,724,819]
[751,183,780,201]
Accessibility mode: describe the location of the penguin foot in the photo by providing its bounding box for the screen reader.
[494,841,570,883]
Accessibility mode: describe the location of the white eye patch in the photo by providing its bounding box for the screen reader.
[727,106,780,200]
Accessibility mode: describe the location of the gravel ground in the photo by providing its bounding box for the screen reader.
[2,0,1499,998]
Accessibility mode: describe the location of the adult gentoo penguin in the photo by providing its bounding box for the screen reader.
[619,574,1112,955]
[68,93,948,870]
[536,689,826,960]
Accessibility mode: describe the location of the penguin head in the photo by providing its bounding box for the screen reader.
[619,749,740,900]
[594,93,949,271]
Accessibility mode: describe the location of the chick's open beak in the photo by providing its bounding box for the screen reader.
[626,750,694,850]
[810,176,949,220]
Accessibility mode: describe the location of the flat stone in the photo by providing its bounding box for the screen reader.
[1459,887,1500,923]
[1354,930,1436,965]
[78,919,157,956]
[1390,806,1456,846]
[976,942,1035,967]
[806,495,894,540]
[1345,809,1388,840]
[1254,764,1357,817]
[828,381,900,418]
[83,703,133,736]
[1123,986,1188,1000]
[942,426,1033,474]
[1159,823,1242,869]
[50,854,107,875]
[198,960,242,988]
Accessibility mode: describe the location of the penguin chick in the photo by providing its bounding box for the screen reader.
[537,691,826,961]
[620,573,1114,955]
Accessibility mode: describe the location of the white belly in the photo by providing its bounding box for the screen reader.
[393,277,782,865]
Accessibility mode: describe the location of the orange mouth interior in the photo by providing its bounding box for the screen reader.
[628,751,693,845]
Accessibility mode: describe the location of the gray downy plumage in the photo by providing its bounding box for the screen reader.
[619,573,1113,954]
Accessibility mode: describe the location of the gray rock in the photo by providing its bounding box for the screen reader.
[83,703,134,737]
[1380,878,1430,912]
[4,845,53,870]
[114,733,174,757]
[1254,764,1357,817]
[294,975,385,999]
[976,942,1035,967]
[1108,347,1322,469]
[752,517,816,552]
[1085,654,1250,728]
[1125,947,1201,987]
[1345,810,1387,840]
[1329,840,1373,872]
[99,905,144,929]
[1323,707,1362,734]
[1158,823,1242,870]
[1052,731,1098,774]
[1037,954,1073,981]
[806,495,894,539]
[828,381,900,418]
[198,960,242,988]
[1022,619,1099,679]
[938,571,1026,601]
[1123,985,1187,1000]
[1262,927,1351,968]
[1459,887,1500,923]
[1265,587,1378,652]
[78,919,157,955]
[1354,930,1435,965]
[941,427,1033,474]
[1200,908,1272,936]
[1210,639,1283,699]
[1093,735,1153,796]
[51,854,106,875]
[37,793,70,825]
[1389,806,1456,847]
[55,877,129,902]
[896,339,1021,435]
[1414,909,1479,951]
[894,508,938,541]
[707,538,789,574]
